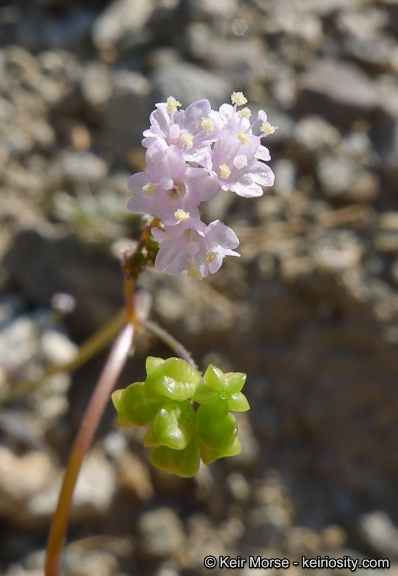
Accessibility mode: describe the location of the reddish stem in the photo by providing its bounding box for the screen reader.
[45,321,134,576]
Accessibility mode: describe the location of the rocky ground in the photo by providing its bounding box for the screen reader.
[1,0,398,574]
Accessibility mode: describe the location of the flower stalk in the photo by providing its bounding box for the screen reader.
[45,319,134,576]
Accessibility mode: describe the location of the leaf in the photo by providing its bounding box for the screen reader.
[144,400,196,450]
[150,434,200,477]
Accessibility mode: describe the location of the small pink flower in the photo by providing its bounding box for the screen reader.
[142,98,222,162]
[126,92,276,277]
[204,102,275,197]
[152,220,240,279]
[127,142,218,226]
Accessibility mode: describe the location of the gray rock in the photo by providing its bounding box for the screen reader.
[297,60,379,128]
[72,449,117,517]
[294,115,341,160]
[0,447,58,526]
[58,151,108,187]
[3,229,123,340]
[28,449,117,523]
[181,23,213,60]
[272,159,297,198]
[100,71,152,164]
[92,0,155,50]
[271,64,297,110]
[138,508,185,558]
[340,131,373,163]
[371,108,398,193]
[244,503,292,548]
[63,549,121,576]
[336,9,395,74]
[0,294,26,326]
[312,232,364,271]
[202,38,267,89]
[337,7,388,41]
[358,511,398,559]
[0,315,38,371]
[341,35,394,75]
[316,153,378,203]
[80,62,113,108]
[375,214,398,254]
[346,172,379,203]
[185,0,238,18]
[40,329,78,366]
[271,10,322,48]
[151,63,231,109]
[317,155,358,198]
[275,0,368,16]
[16,6,95,51]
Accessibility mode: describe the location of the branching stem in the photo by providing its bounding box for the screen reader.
[142,319,198,370]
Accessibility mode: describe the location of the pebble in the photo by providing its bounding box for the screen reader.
[191,0,238,18]
[16,6,95,51]
[202,38,267,88]
[294,115,341,158]
[3,229,123,339]
[151,62,231,109]
[358,511,398,559]
[316,155,359,198]
[40,329,78,366]
[272,159,297,198]
[117,452,154,501]
[80,62,113,108]
[138,508,186,558]
[59,151,108,187]
[276,0,368,16]
[341,35,394,74]
[0,315,38,370]
[297,60,379,127]
[92,0,155,50]
[100,71,152,163]
[64,549,120,576]
[313,236,363,271]
[27,449,117,523]
[0,447,58,526]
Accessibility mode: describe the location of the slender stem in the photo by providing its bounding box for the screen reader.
[132,217,160,261]
[142,319,198,370]
[122,217,160,279]
[45,321,134,576]
[44,218,161,575]
[123,276,136,323]
[0,309,126,407]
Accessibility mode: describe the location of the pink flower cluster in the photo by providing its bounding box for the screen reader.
[127,93,275,279]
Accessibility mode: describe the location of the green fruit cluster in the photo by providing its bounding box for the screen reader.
[112,357,250,477]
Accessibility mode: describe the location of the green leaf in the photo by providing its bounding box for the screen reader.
[150,434,200,478]
[143,356,201,401]
[193,365,249,414]
[223,436,242,458]
[197,406,239,465]
[202,365,226,392]
[111,382,163,427]
[225,372,247,393]
[227,392,250,412]
[199,436,242,465]
[144,400,196,450]
[145,356,164,373]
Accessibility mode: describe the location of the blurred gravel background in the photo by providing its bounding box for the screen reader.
[1,0,398,574]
